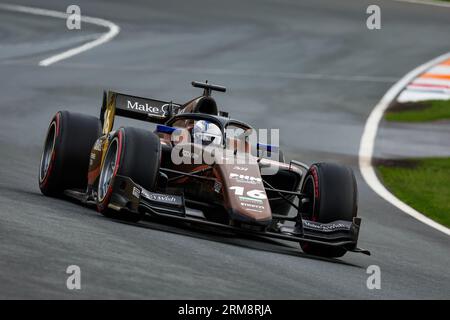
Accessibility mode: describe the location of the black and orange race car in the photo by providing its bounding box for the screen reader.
[38,81,369,258]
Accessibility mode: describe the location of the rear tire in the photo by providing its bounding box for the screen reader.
[299,163,358,258]
[39,111,101,196]
[96,127,161,222]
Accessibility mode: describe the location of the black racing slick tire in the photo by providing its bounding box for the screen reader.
[96,127,161,222]
[300,163,358,258]
[39,111,102,196]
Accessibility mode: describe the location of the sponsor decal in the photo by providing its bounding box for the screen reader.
[214,181,222,193]
[115,93,182,119]
[303,220,351,232]
[141,189,181,205]
[240,202,265,212]
[126,100,168,117]
[239,196,263,204]
[229,173,262,185]
[132,186,141,199]
[246,209,264,213]
[233,166,248,171]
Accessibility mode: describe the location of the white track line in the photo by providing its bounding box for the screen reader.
[359,52,450,236]
[0,3,119,66]
[394,0,450,8]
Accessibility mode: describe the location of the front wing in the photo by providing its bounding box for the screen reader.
[105,175,370,256]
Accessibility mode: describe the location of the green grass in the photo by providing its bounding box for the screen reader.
[385,100,450,122]
[377,157,450,228]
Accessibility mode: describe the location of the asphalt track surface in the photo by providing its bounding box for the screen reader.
[0,0,449,299]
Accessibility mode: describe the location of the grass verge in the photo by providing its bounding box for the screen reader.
[385,100,450,122]
[377,157,450,228]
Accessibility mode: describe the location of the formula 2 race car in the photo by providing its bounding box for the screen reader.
[38,81,369,258]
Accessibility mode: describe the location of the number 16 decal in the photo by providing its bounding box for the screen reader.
[229,186,267,200]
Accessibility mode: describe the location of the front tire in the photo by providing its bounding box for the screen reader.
[39,111,101,196]
[96,127,161,222]
[300,163,358,258]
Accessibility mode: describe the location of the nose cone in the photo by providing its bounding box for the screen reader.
[220,163,272,225]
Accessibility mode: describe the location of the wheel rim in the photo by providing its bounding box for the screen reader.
[39,121,56,183]
[98,138,119,202]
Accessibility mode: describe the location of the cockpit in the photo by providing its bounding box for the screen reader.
[160,114,253,153]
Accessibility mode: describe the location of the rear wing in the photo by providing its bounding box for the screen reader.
[101,91,182,130]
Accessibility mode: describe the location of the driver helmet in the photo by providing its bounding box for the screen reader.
[193,120,222,146]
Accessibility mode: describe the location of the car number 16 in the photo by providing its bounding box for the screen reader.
[229,186,267,199]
